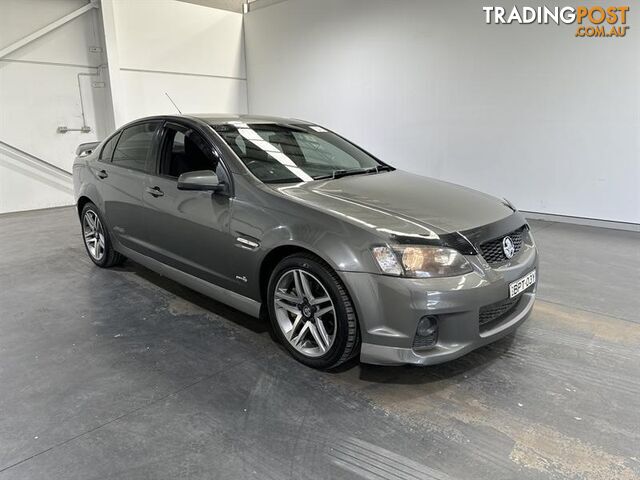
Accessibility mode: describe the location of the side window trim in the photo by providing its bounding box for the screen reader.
[157,122,189,179]
[156,121,234,196]
[148,122,164,176]
[99,131,121,163]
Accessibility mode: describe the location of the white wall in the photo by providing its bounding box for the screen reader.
[0,0,111,213]
[103,0,247,126]
[244,0,640,224]
[0,0,248,214]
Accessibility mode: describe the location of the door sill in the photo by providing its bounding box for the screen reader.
[117,244,262,318]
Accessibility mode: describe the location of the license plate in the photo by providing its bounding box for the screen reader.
[509,270,536,298]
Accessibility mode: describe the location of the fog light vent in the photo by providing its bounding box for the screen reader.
[413,315,438,350]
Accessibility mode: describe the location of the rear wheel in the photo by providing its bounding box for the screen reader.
[80,202,125,268]
[267,253,359,369]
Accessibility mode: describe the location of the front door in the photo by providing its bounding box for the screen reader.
[141,122,237,291]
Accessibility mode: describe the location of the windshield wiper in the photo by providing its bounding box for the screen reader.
[314,165,394,180]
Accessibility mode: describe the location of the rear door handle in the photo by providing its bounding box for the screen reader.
[97,170,108,179]
[145,186,164,198]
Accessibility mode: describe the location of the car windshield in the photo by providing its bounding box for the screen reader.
[212,122,387,184]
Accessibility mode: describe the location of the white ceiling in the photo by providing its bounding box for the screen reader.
[176,0,284,14]
[177,0,245,13]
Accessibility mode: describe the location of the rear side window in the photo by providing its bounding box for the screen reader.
[99,132,120,162]
[112,122,160,173]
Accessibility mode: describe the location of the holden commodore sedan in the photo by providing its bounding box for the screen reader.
[73,114,538,369]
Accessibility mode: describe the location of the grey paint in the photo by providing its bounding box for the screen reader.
[0,207,638,479]
[272,170,514,234]
[118,242,262,317]
[74,114,538,364]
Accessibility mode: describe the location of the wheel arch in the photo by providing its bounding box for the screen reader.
[75,180,102,218]
[258,244,356,312]
[77,195,93,217]
[259,245,315,305]
[259,243,362,368]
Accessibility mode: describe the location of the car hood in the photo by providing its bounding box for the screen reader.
[269,170,514,238]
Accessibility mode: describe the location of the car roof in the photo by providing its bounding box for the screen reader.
[187,113,312,125]
[117,114,315,133]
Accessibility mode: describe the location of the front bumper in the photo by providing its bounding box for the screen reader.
[340,242,538,366]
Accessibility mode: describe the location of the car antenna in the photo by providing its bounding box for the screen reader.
[165,92,182,114]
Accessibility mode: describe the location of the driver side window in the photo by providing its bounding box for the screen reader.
[160,126,226,181]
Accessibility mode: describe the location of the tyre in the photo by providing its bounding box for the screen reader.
[267,253,359,369]
[80,202,125,268]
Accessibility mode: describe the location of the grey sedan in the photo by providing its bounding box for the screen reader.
[73,115,538,369]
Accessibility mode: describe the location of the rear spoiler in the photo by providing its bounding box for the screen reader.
[76,141,100,157]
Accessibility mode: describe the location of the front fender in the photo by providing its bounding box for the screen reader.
[231,198,380,302]
[257,222,372,274]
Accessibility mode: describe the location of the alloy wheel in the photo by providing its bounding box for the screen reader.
[273,269,336,357]
[82,210,106,261]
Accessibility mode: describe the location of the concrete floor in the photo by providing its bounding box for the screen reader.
[0,207,639,480]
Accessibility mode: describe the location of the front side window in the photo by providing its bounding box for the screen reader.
[212,123,385,184]
[112,122,160,173]
[160,126,226,180]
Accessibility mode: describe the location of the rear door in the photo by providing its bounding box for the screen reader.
[141,121,238,291]
[95,121,161,255]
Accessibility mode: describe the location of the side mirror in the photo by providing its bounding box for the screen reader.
[177,170,223,192]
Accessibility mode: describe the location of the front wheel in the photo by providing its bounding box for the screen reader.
[267,253,359,369]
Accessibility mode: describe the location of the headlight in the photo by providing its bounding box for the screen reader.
[372,245,473,278]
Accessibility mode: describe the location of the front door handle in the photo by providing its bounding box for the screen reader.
[145,186,164,198]
[97,169,108,179]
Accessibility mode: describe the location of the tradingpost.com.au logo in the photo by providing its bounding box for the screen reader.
[482,5,630,37]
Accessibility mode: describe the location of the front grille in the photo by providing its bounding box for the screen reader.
[479,295,521,329]
[478,226,527,266]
